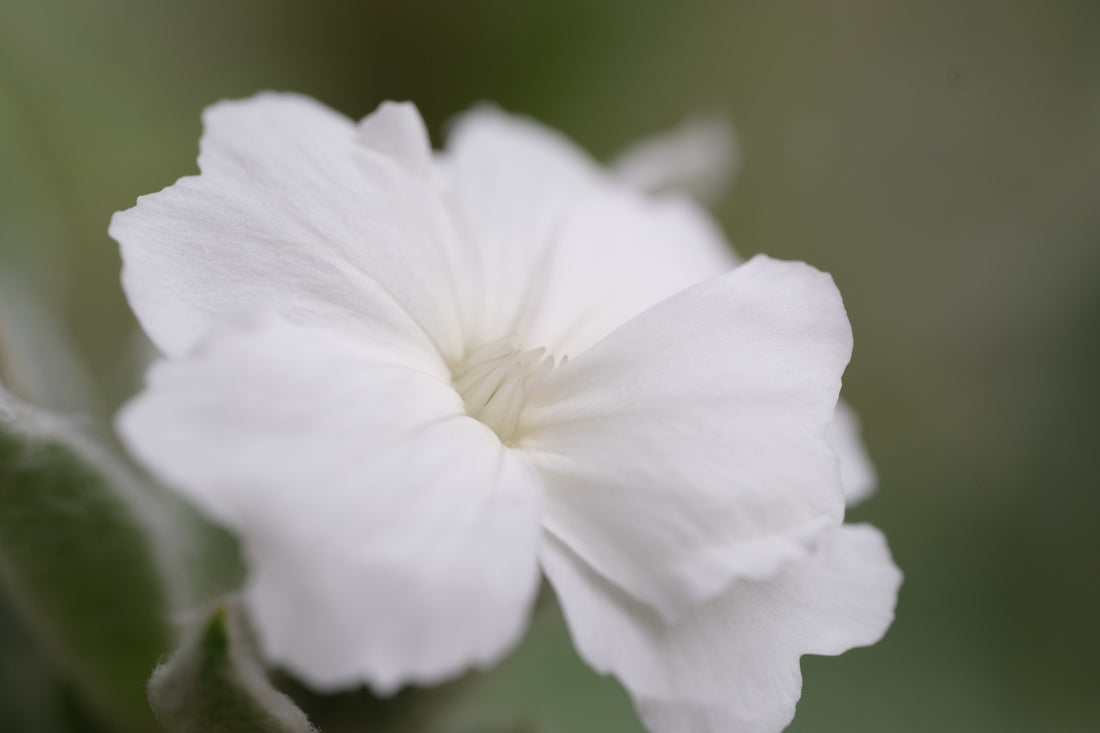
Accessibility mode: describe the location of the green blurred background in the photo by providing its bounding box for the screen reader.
[2,1,1099,731]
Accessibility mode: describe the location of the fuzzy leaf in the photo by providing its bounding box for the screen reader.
[149,602,317,733]
[0,385,170,732]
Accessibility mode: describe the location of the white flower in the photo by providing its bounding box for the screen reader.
[611,116,739,205]
[112,93,900,733]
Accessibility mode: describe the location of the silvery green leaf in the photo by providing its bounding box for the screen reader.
[0,274,246,613]
[0,591,69,733]
[0,384,169,732]
[148,602,317,733]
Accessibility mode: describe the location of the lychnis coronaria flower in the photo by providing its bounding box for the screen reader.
[113,93,900,733]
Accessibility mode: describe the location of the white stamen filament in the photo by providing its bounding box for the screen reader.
[452,335,558,442]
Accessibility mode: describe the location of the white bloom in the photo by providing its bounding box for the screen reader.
[611,116,739,204]
[828,400,878,505]
[112,93,900,733]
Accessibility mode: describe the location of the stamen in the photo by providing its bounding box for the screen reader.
[451,338,558,443]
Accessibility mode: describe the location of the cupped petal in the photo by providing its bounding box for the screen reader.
[520,188,738,357]
[441,108,736,356]
[518,255,852,621]
[828,400,878,506]
[611,117,739,205]
[440,106,601,348]
[111,93,468,367]
[541,524,901,733]
[117,318,543,692]
[355,100,436,181]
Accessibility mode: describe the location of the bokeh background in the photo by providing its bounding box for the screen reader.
[2,1,1099,731]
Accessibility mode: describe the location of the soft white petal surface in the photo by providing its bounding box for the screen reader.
[828,400,878,506]
[442,108,736,357]
[542,524,901,733]
[611,117,739,204]
[111,93,467,367]
[117,319,542,692]
[519,255,852,620]
[519,188,737,357]
[355,100,437,182]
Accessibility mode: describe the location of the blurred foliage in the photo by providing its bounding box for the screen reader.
[1,0,1099,731]
[148,603,315,733]
[0,395,168,732]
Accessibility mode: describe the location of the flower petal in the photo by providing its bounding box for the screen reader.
[111,93,468,366]
[520,188,738,357]
[117,319,543,692]
[828,400,878,506]
[442,108,735,356]
[355,100,436,181]
[541,524,901,733]
[611,117,739,205]
[519,255,852,620]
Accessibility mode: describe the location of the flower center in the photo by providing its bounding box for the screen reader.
[452,336,560,443]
